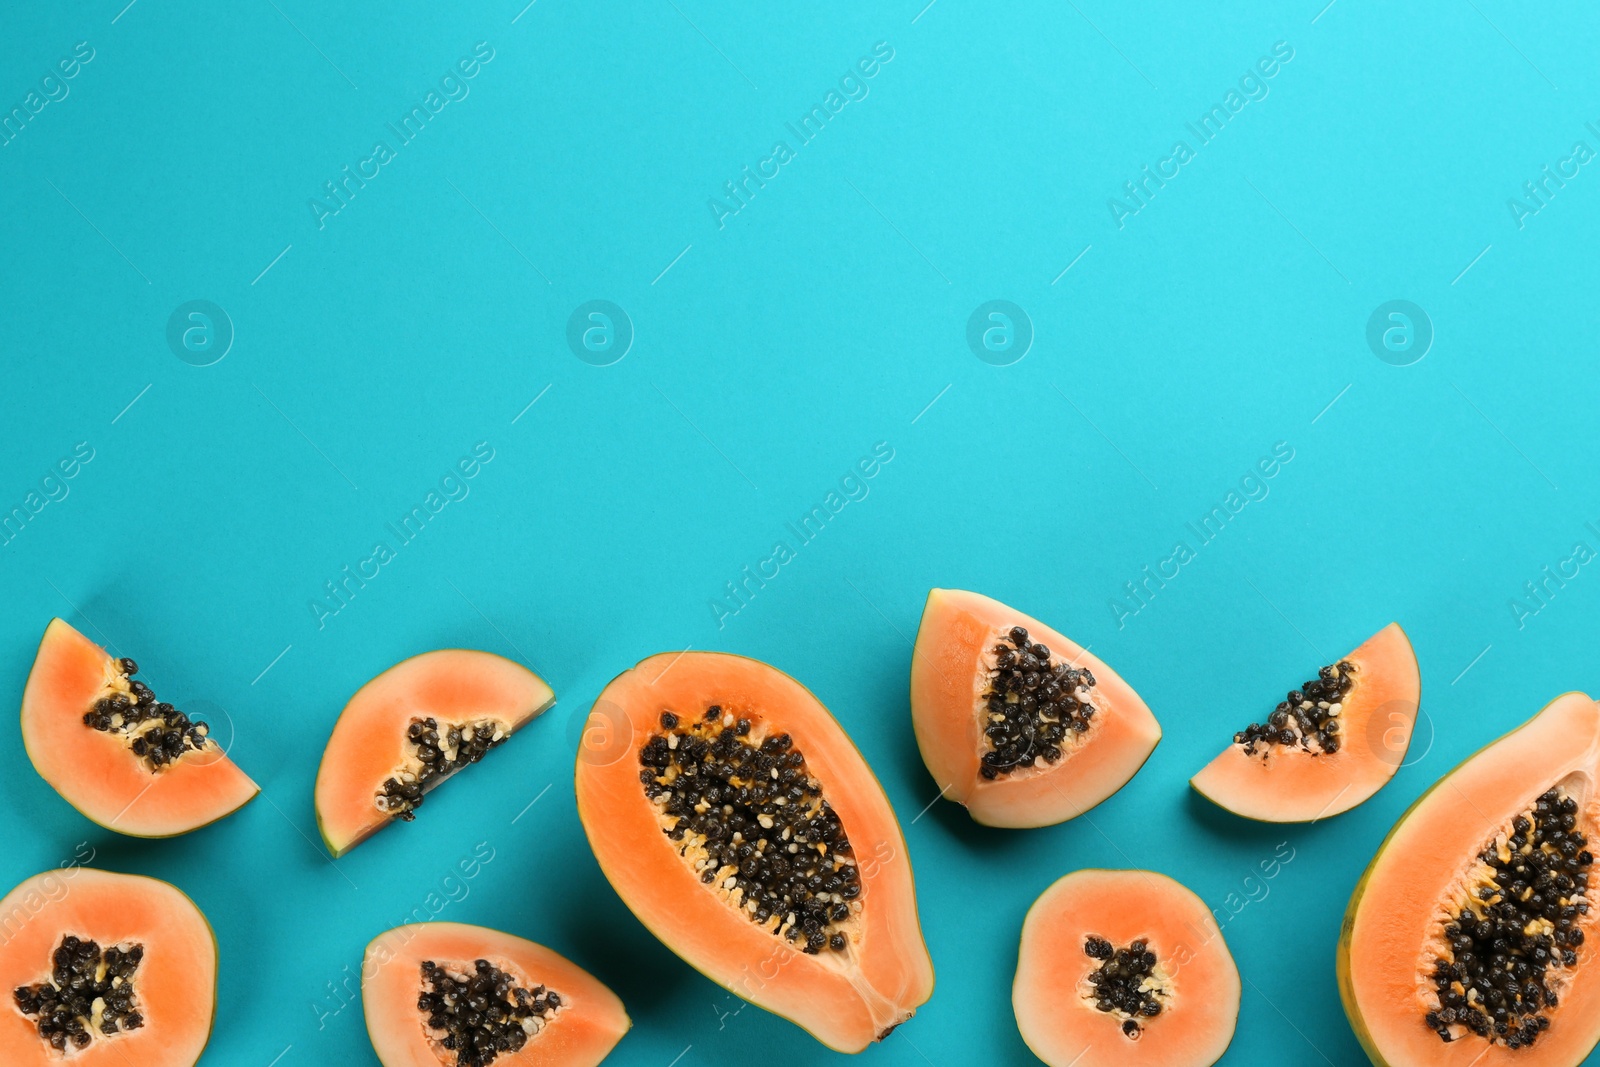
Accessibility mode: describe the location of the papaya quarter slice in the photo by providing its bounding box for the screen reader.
[910,588,1161,828]
[1340,692,1600,1066]
[20,618,258,837]
[1191,622,1420,822]
[315,649,554,858]
[574,652,934,1052]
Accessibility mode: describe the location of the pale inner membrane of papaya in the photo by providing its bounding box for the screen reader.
[80,656,214,772]
[637,704,861,955]
[1420,785,1593,1048]
[1232,659,1355,757]
[978,624,1101,780]
[416,957,562,1067]
[376,716,513,822]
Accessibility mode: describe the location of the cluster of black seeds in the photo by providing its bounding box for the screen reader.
[81,657,209,772]
[417,959,560,1067]
[1234,660,1354,757]
[979,626,1098,780]
[1424,789,1592,1048]
[378,717,508,821]
[1083,935,1165,1038]
[639,706,858,954]
[13,936,145,1051]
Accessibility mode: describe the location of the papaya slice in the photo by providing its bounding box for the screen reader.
[909,588,1161,828]
[1190,623,1419,822]
[361,922,628,1067]
[20,618,258,837]
[574,652,933,1052]
[315,650,554,857]
[1339,692,1600,1065]
[0,867,217,1066]
[1013,869,1239,1067]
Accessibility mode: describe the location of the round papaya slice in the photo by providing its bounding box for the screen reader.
[20,618,258,837]
[315,650,554,857]
[1190,622,1419,822]
[1013,869,1239,1067]
[0,867,216,1066]
[574,652,934,1052]
[361,922,628,1067]
[1339,691,1600,1065]
[909,588,1161,828]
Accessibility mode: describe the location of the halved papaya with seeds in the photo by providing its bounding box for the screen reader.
[20,618,258,837]
[361,922,628,1067]
[1013,869,1239,1067]
[0,867,217,1066]
[574,652,933,1052]
[1339,692,1600,1066]
[1190,622,1419,822]
[909,588,1161,828]
[315,650,554,858]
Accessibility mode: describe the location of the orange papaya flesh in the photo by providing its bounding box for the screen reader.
[20,618,258,837]
[1340,692,1600,1066]
[910,588,1161,828]
[1191,622,1421,822]
[362,922,628,1067]
[314,649,554,857]
[575,651,933,1052]
[0,868,217,1067]
[1013,869,1239,1067]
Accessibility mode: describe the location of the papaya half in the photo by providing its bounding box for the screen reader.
[574,651,933,1052]
[315,649,555,857]
[20,618,258,837]
[0,867,217,1066]
[909,588,1161,828]
[1013,869,1240,1067]
[1339,692,1599,1065]
[361,922,628,1067]
[1191,623,1420,822]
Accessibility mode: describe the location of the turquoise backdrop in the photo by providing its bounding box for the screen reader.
[3,1,1599,1064]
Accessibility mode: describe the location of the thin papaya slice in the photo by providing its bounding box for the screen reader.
[20,618,258,837]
[1013,869,1239,1067]
[0,867,217,1066]
[909,588,1161,828]
[315,650,554,857]
[1339,692,1600,1065]
[574,652,933,1052]
[362,922,628,1067]
[1190,623,1420,822]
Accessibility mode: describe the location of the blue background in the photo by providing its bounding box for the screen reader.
[2,1,1599,1064]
